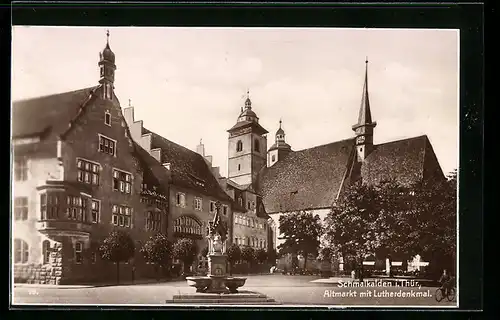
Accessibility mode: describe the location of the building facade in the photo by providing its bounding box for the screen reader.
[11,34,170,284]
[123,107,234,273]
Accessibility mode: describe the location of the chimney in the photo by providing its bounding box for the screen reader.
[196,139,205,156]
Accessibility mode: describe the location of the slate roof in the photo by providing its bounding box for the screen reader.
[256,138,356,214]
[256,134,443,214]
[132,142,171,195]
[361,135,444,186]
[227,120,268,135]
[143,127,233,202]
[11,87,99,139]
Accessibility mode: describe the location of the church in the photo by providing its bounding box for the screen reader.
[209,59,445,270]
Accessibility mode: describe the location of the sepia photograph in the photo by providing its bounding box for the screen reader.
[10,26,458,307]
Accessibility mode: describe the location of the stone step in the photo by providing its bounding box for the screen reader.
[173,294,269,300]
[169,293,278,305]
[168,299,279,305]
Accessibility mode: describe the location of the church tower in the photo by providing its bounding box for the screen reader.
[227,90,268,186]
[267,119,292,167]
[352,59,376,161]
[98,30,116,101]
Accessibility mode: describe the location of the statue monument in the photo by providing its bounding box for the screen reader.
[185,201,246,293]
[169,202,277,304]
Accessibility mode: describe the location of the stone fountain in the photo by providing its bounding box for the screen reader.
[168,202,277,305]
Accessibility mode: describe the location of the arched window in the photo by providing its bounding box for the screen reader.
[254,139,260,152]
[236,140,243,152]
[14,239,29,264]
[174,216,202,236]
[42,240,51,264]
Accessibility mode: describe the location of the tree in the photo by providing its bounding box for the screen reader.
[99,230,136,284]
[140,233,172,280]
[172,238,198,274]
[226,244,241,275]
[201,246,209,258]
[324,182,386,280]
[267,248,278,265]
[407,170,457,275]
[241,246,256,271]
[256,248,267,264]
[324,172,457,280]
[278,211,323,270]
[318,247,333,262]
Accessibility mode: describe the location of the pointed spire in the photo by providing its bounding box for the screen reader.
[106,29,110,47]
[245,88,252,109]
[357,58,373,125]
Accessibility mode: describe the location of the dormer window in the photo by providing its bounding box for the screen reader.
[104,111,111,126]
[236,140,243,152]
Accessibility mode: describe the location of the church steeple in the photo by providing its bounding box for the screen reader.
[268,118,292,167]
[352,58,377,161]
[237,89,259,123]
[98,30,117,100]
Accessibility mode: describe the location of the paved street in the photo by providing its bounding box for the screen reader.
[12,275,456,307]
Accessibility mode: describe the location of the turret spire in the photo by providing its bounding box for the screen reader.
[352,58,377,162]
[357,58,372,125]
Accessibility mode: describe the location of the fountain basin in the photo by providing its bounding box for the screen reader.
[186,276,247,293]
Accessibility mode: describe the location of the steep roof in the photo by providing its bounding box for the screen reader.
[132,142,171,195]
[11,87,99,139]
[361,135,439,186]
[227,120,268,135]
[143,128,233,202]
[256,138,356,213]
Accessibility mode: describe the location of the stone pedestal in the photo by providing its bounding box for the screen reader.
[208,254,227,276]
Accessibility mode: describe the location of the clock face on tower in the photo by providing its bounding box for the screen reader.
[356,136,365,144]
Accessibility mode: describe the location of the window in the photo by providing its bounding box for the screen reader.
[209,201,216,213]
[77,159,100,185]
[42,240,50,264]
[238,164,241,171]
[236,140,243,152]
[254,139,260,152]
[112,204,132,227]
[103,83,112,100]
[194,197,202,211]
[74,242,83,264]
[91,199,100,223]
[272,155,276,162]
[252,201,255,210]
[14,239,29,264]
[113,169,132,194]
[41,194,60,220]
[247,201,251,210]
[104,111,111,126]
[173,216,202,236]
[222,205,228,215]
[145,211,161,232]
[14,158,28,181]
[98,135,116,156]
[14,197,28,221]
[238,197,243,206]
[176,193,186,207]
[66,196,86,222]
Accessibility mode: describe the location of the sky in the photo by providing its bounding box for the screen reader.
[11,26,459,177]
